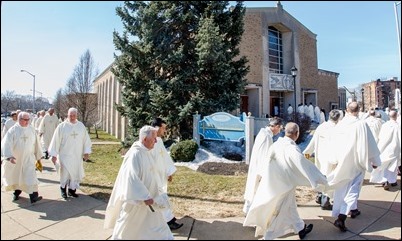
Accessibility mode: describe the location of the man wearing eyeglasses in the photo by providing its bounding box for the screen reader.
[1,111,43,204]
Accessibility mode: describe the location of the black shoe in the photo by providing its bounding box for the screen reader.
[334,219,347,232]
[350,209,361,218]
[13,190,22,201]
[68,189,79,198]
[29,192,43,204]
[383,181,390,190]
[390,182,398,187]
[31,196,43,204]
[315,193,322,204]
[321,204,333,210]
[60,187,68,199]
[298,224,313,239]
[168,221,183,230]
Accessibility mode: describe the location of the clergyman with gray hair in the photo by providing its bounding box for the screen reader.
[48,107,92,199]
[104,125,173,239]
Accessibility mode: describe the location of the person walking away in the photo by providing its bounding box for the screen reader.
[104,125,173,240]
[326,102,381,232]
[48,107,92,199]
[1,111,43,203]
[243,117,283,214]
[303,109,341,210]
[370,110,401,190]
[364,109,383,143]
[243,122,328,240]
[151,117,183,230]
[39,108,59,159]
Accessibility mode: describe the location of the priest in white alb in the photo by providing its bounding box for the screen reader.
[151,117,183,230]
[104,125,173,240]
[303,109,341,210]
[39,108,59,159]
[243,117,283,214]
[243,122,328,240]
[326,102,381,232]
[364,109,383,143]
[1,111,43,203]
[48,107,92,199]
[370,110,401,189]
[1,110,19,140]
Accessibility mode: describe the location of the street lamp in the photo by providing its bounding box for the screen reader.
[291,66,298,121]
[361,88,365,111]
[21,69,36,113]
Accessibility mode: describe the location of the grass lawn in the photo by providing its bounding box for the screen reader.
[82,129,247,218]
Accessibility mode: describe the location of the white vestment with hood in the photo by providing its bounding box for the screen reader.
[104,142,173,240]
[243,127,273,214]
[48,120,92,189]
[1,123,42,193]
[370,119,401,184]
[151,136,177,222]
[243,136,327,240]
[326,115,381,217]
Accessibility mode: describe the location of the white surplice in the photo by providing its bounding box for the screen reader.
[1,123,42,194]
[303,121,337,176]
[1,119,17,139]
[243,127,273,214]
[370,119,401,184]
[39,113,59,150]
[151,136,177,222]
[104,142,173,240]
[326,115,381,217]
[243,136,327,239]
[48,120,92,189]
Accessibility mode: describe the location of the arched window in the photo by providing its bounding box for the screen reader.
[268,26,283,74]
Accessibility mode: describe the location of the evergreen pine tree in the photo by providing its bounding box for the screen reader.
[113,1,249,141]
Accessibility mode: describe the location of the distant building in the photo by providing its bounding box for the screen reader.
[361,78,401,111]
[338,88,347,111]
[93,64,128,141]
[239,2,339,118]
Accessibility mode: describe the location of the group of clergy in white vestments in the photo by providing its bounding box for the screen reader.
[287,102,326,124]
[243,101,401,240]
[2,102,400,239]
[1,107,92,203]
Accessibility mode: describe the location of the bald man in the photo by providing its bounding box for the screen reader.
[244,122,327,240]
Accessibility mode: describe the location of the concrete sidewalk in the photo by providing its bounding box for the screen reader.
[1,159,400,240]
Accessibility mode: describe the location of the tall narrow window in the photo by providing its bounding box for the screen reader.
[268,26,283,74]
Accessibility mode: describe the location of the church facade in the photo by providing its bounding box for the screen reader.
[239,2,339,118]
[94,2,339,140]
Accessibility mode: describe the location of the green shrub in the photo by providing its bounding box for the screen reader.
[170,140,199,162]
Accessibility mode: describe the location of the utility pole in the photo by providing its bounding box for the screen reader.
[343,86,356,102]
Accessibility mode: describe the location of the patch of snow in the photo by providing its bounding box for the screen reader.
[174,130,314,171]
